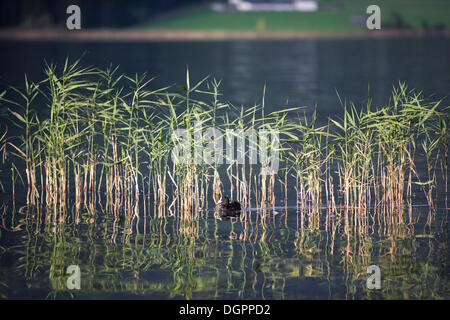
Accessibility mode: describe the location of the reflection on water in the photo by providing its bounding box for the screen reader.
[226,40,318,107]
[0,199,448,299]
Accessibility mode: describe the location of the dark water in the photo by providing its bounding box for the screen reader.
[1,38,449,120]
[0,38,449,299]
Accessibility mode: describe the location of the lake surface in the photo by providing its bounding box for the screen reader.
[0,38,449,299]
[1,38,449,120]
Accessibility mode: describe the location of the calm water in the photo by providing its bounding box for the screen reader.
[1,38,449,119]
[0,38,449,299]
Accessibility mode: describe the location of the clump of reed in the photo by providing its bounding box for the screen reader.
[0,59,448,225]
[0,59,294,224]
[288,83,448,230]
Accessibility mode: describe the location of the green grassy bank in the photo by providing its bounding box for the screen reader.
[138,0,450,31]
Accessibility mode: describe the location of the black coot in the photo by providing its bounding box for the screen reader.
[216,195,241,220]
[219,195,241,212]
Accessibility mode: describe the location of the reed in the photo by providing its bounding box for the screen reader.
[0,124,7,192]
[287,84,448,224]
[0,60,447,225]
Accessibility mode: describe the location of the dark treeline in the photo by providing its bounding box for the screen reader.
[0,0,208,28]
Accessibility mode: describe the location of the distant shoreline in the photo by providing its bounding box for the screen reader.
[0,28,447,41]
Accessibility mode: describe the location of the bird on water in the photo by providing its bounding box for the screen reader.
[219,195,241,211]
[215,195,241,221]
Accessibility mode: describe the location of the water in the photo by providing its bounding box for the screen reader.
[0,38,449,299]
[1,38,449,119]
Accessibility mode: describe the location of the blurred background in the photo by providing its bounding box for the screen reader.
[0,0,449,122]
[0,0,202,28]
[0,0,449,30]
